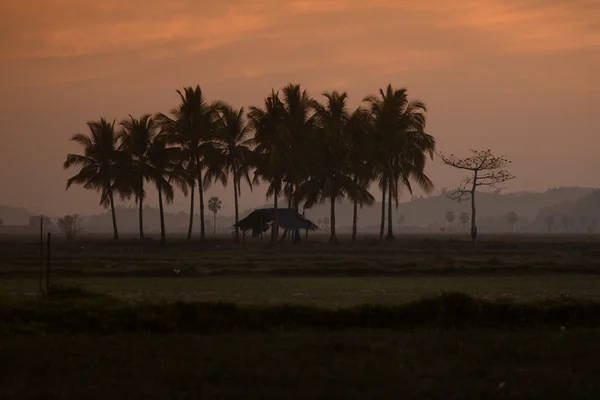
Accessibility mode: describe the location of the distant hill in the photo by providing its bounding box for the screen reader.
[1,186,596,234]
[282,186,597,230]
[530,190,600,232]
[0,206,32,225]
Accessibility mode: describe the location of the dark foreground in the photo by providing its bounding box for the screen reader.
[2,289,600,399]
[2,235,600,398]
[2,330,599,399]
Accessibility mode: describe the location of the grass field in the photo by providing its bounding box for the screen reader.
[3,329,600,399]
[2,233,600,398]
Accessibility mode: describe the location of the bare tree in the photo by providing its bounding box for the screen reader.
[58,214,84,240]
[438,149,514,242]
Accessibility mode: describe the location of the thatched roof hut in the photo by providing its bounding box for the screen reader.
[234,208,319,237]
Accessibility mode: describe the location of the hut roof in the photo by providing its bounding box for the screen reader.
[235,208,318,235]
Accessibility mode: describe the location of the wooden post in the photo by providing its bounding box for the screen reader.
[39,216,43,294]
[46,233,51,292]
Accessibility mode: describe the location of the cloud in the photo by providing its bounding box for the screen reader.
[0,0,271,60]
[1,0,598,91]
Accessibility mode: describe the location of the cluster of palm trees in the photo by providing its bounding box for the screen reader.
[64,83,436,245]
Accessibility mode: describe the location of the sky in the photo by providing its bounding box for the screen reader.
[1,0,599,217]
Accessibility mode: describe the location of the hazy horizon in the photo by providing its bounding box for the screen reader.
[1,0,599,217]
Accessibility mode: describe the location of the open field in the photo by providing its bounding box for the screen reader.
[2,233,600,398]
[2,232,600,304]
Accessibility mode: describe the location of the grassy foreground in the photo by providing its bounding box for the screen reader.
[3,286,600,334]
[2,329,600,399]
[2,288,600,398]
[0,286,600,399]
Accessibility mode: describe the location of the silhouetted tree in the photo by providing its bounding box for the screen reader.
[439,149,514,243]
[296,91,373,244]
[347,106,376,243]
[458,212,469,231]
[58,214,84,240]
[63,119,132,240]
[279,84,318,243]
[205,105,254,243]
[118,114,157,239]
[156,85,224,242]
[249,90,289,245]
[507,212,517,232]
[146,136,189,246]
[364,84,435,241]
[208,197,222,234]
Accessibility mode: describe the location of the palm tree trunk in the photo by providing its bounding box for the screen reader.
[303,208,308,241]
[351,174,358,243]
[379,183,386,240]
[352,200,358,243]
[386,180,395,241]
[292,183,302,244]
[329,195,338,244]
[233,168,240,244]
[280,183,293,242]
[271,191,278,245]
[158,183,166,246]
[108,189,119,240]
[138,176,144,240]
[187,180,194,240]
[196,157,206,241]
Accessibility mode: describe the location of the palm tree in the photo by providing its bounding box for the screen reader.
[347,106,376,243]
[295,91,374,244]
[249,90,292,244]
[156,85,223,242]
[146,136,189,246]
[63,118,132,240]
[204,105,254,243]
[208,197,222,234]
[364,84,435,241]
[183,158,197,240]
[117,114,157,239]
[279,84,317,243]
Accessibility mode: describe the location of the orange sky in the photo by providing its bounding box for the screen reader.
[1,0,599,216]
